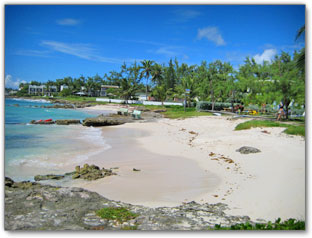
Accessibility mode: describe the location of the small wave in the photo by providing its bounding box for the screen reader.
[5,122,26,125]
[8,158,61,168]
[11,98,51,103]
[78,126,112,149]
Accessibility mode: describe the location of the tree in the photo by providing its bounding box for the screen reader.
[152,85,167,105]
[271,52,304,119]
[163,59,176,91]
[119,62,141,102]
[140,60,154,99]
[295,25,305,72]
[207,60,233,110]
[151,63,164,85]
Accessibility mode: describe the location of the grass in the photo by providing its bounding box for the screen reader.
[235,120,305,137]
[141,105,213,119]
[211,218,305,230]
[96,207,138,223]
[163,107,213,119]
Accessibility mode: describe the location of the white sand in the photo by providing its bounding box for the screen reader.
[72,105,305,222]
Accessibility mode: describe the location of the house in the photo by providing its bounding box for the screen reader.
[100,85,120,97]
[49,86,58,93]
[9,90,17,95]
[28,85,47,95]
[134,92,153,101]
[46,85,58,96]
[60,85,69,91]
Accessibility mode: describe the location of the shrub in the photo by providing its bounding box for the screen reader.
[212,218,305,230]
[96,207,138,223]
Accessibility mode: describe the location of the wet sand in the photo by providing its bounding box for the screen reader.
[69,126,221,207]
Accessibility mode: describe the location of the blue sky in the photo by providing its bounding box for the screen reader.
[5,5,305,88]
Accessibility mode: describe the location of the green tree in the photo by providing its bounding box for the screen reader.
[207,60,234,110]
[151,63,164,85]
[140,60,154,99]
[119,62,142,102]
[152,85,167,105]
[295,25,305,72]
[271,52,304,119]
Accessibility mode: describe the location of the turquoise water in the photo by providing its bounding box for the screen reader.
[5,98,109,181]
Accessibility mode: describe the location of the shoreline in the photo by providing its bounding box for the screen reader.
[73,104,305,222]
[6,100,305,222]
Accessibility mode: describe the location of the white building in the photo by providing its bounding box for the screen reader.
[28,85,47,95]
[60,85,69,91]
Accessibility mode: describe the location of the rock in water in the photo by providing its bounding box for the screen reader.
[34,174,65,181]
[236,146,261,154]
[82,114,132,127]
[55,119,81,125]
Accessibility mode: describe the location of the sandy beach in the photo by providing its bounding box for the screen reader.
[68,105,305,222]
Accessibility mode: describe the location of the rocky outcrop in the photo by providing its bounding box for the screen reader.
[236,146,261,154]
[41,104,75,109]
[5,177,255,231]
[82,114,133,127]
[72,164,117,181]
[34,174,65,181]
[30,120,55,125]
[55,119,81,125]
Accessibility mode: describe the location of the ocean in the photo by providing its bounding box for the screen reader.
[5,98,111,181]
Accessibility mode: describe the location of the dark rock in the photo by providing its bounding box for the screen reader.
[30,120,55,125]
[64,171,76,176]
[135,106,150,112]
[13,104,20,107]
[152,109,167,113]
[72,164,117,181]
[5,177,14,187]
[133,168,141,172]
[5,177,257,231]
[72,173,80,179]
[41,104,75,109]
[55,119,81,125]
[82,114,133,127]
[34,174,65,181]
[236,146,261,154]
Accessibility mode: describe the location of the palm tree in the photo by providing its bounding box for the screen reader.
[295,25,305,71]
[140,60,154,100]
[151,63,164,85]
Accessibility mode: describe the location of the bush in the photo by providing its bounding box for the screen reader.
[96,207,138,223]
[212,218,305,230]
[59,88,72,97]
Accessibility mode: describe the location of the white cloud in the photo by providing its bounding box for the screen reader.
[173,9,201,22]
[197,27,226,46]
[253,49,277,64]
[5,75,27,89]
[15,49,51,57]
[56,18,80,26]
[41,40,135,64]
[155,47,177,57]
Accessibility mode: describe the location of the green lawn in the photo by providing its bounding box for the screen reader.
[235,120,305,137]
[141,105,213,119]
